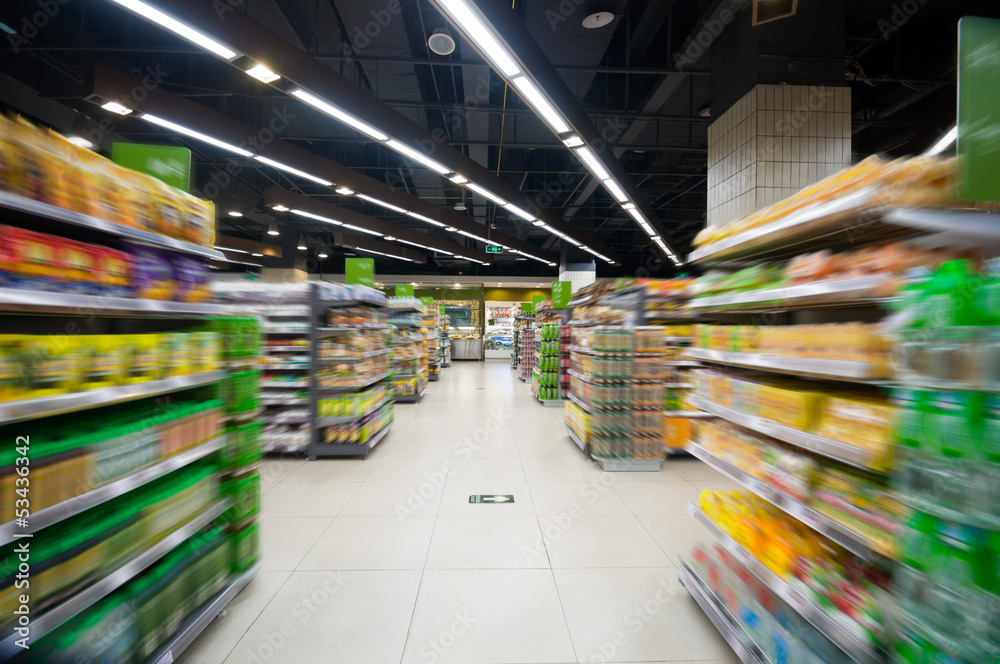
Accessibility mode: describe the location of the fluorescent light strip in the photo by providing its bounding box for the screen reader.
[353,247,413,262]
[254,156,333,186]
[562,135,584,148]
[405,211,446,228]
[341,223,383,237]
[457,229,491,243]
[214,245,248,254]
[102,101,133,115]
[108,0,240,60]
[355,193,408,215]
[335,186,354,195]
[927,125,958,156]
[574,147,611,181]
[602,178,629,203]
[385,139,451,175]
[245,63,280,83]
[510,76,570,134]
[449,174,468,184]
[397,238,453,255]
[465,182,507,206]
[503,203,536,222]
[290,209,343,225]
[143,113,252,157]
[290,89,389,142]
[435,0,520,76]
[627,207,647,225]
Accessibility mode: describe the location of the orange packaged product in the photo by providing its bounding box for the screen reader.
[0,225,67,289]
[60,239,96,289]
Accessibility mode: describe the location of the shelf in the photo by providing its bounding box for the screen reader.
[686,441,893,562]
[686,348,885,383]
[263,327,310,335]
[0,370,226,425]
[566,392,593,413]
[259,363,310,370]
[687,274,891,313]
[393,368,429,379]
[261,381,310,389]
[0,435,226,544]
[315,396,392,427]
[316,348,390,363]
[687,396,885,472]
[686,502,882,664]
[568,345,631,356]
[593,456,661,472]
[0,190,226,260]
[149,561,262,664]
[0,499,230,660]
[320,297,386,308]
[265,345,311,352]
[387,305,421,313]
[536,395,562,407]
[311,423,392,458]
[663,360,701,367]
[565,425,588,453]
[663,383,694,389]
[885,206,1000,240]
[687,187,880,265]
[394,390,425,403]
[317,324,392,336]
[664,410,714,418]
[678,561,770,664]
[0,288,240,317]
[316,372,390,393]
[566,369,630,384]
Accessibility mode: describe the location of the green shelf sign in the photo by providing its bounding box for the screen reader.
[396,284,414,297]
[111,143,192,192]
[551,281,572,308]
[959,16,1000,201]
[421,296,434,306]
[345,258,374,287]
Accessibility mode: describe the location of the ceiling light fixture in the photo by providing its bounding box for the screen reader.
[267,221,280,236]
[143,113,253,156]
[406,211,447,227]
[435,0,521,76]
[245,63,280,83]
[355,193,408,214]
[562,135,584,148]
[272,204,289,212]
[335,186,354,195]
[341,223,383,237]
[449,173,469,184]
[504,203,536,222]
[251,252,264,257]
[297,235,308,250]
[66,136,95,149]
[107,0,240,60]
[290,209,343,225]
[532,220,545,227]
[214,245,248,253]
[228,210,243,217]
[101,100,133,115]
[254,156,333,186]
[445,226,457,232]
[384,235,396,241]
[290,88,389,142]
[386,139,451,175]
[927,125,958,156]
[510,76,570,134]
[317,249,329,259]
[621,202,636,210]
[354,247,414,262]
[574,146,611,181]
[465,182,507,206]
[602,179,629,203]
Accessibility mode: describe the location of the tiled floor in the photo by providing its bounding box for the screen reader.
[181,361,738,664]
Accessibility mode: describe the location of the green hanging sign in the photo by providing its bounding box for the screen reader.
[551,281,572,308]
[959,17,1000,201]
[396,284,414,297]
[421,296,434,306]
[439,304,446,314]
[111,143,192,192]
[532,294,546,313]
[345,258,375,287]
[520,303,533,313]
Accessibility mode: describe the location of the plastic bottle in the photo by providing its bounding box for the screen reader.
[920,260,982,329]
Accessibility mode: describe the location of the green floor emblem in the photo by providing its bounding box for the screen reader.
[469,495,514,503]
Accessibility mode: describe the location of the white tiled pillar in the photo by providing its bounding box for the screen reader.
[706,84,852,229]
[559,263,596,294]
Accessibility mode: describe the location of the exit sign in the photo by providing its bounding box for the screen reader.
[486,245,503,253]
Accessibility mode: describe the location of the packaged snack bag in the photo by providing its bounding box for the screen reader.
[170,253,209,302]
[0,225,67,290]
[131,246,176,300]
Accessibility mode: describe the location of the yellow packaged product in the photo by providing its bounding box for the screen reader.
[0,335,27,402]
[31,335,75,397]
[121,334,155,385]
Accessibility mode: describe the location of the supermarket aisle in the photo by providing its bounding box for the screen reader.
[182,361,740,664]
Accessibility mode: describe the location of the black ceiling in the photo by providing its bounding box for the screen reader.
[0,0,992,277]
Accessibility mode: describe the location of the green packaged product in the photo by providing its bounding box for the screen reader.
[926,391,983,459]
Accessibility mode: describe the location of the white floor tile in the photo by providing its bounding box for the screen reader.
[521,456,605,482]
[262,483,359,518]
[340,481,443,518]
[366,457,455,482]
[425,515,549,569]
[612,482,703,515]
[282,458,376,483]
[221,571,421,664]
[528,479,630,515]
[298,516,435,570]
[400,569,577,664]
[554,567,737,663]
[437,481,534,516]
[259,517,332,571]
[636,514,716,566]
[447,457,526,482]
[540,514,674,568]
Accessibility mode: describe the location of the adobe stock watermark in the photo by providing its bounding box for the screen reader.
[877,0,930,39]
[395,407,509,522]
[242,571,350,664]
[586,576,682,663]
[673,0,750,71]
[6,0,72,54]
[418,610,477,663]
[520,474,616,565]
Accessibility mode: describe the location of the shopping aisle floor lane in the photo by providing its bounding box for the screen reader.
[180,360,738,664]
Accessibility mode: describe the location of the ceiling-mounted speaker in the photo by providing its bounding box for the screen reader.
[428,29,456,56]
[752,0,798,26]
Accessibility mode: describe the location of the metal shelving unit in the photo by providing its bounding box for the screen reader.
[686,502,882,664]
[395,390,425,403]
[149,561,263,664]
[678,561,771,664]
[0,287,239,317]
[0,435,227,545]
[309,285,393,460]
[0,500,230,660]
[687,274,892,314]
[686,441,893,561]
[0,370,226,425]
[686,347,885,382]
[688,395,885,471]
